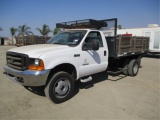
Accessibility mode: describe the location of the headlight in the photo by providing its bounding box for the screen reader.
[28,58,44,71]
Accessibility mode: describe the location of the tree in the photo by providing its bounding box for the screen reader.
[53,28,61,35]
[100,27,103,30]
[0,27,3,31]
[0,27,3,39]
[17,25,33,36]
[118,25,122,29]
[10,27,17,45]
[17,25,33,45]
[36,24,51,36]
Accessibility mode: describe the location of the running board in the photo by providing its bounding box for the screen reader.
[80,76,92,83]
[107,68,128,75]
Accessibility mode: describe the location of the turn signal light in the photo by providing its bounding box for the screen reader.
[28,60,44,71]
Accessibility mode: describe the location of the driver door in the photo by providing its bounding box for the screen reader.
[78,31,108,77]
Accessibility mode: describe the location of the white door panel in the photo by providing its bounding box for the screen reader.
[153,31,160,49]
[144,30,160,51]
[79,48,107,77]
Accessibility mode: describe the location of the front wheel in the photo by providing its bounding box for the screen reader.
[45,72,74,103]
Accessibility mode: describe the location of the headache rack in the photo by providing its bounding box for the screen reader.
[56,19,107,29]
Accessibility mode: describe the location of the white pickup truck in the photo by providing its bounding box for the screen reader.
[3,18,149,103]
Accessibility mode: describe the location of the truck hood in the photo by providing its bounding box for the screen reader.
[8,44,70,58]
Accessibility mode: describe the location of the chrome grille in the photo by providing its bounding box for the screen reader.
[6,52,28,71]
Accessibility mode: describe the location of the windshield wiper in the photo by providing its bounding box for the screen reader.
[52,42,62,45]
[51,42,76,47]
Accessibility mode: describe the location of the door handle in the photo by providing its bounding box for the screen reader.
[104,51,106,56]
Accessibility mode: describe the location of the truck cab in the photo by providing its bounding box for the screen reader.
[3,28,109,103]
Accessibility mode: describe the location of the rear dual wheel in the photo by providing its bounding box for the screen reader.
[123,59,130,75]
[128,60,139,76]
[123,59,139,76]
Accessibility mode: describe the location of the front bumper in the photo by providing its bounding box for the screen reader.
[3,65,50,86]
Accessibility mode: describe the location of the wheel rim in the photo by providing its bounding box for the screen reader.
[54,78,71,98]
[133,63,138,74]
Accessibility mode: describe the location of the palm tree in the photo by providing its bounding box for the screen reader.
[0,27,2,37]
[17,25,33,36]
[0,27,3,31]
[10,27,17,45]
[36,24,51,36]
[53,28,61,35]
[118,25,122,29]
[17,25,33,45]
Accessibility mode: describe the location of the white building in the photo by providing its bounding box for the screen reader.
[0,37,16,45]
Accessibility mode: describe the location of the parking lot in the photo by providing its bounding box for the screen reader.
[0,46,159,120]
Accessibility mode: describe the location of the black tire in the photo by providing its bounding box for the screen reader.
[137,56,142,67]
[44,71,74,103]
[128,59,139,76]
[122,59,130,75]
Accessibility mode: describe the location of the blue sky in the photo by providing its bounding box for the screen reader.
[0,0,159,37]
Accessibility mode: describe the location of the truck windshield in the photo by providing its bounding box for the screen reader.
[47,30,87,46]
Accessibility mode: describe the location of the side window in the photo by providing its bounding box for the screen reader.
[85,31,103,47]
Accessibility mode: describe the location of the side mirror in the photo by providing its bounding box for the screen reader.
[82,39,99,51]
[92,39,99,51]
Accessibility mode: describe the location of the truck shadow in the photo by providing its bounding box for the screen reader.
[23,72,108,97]
[73,71,127,97]
[75,71,108,89]
[24,71,127,98]
[24,86,45,97]
[144,54,160,59]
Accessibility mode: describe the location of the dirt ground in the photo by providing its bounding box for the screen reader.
[0,46,159,120]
